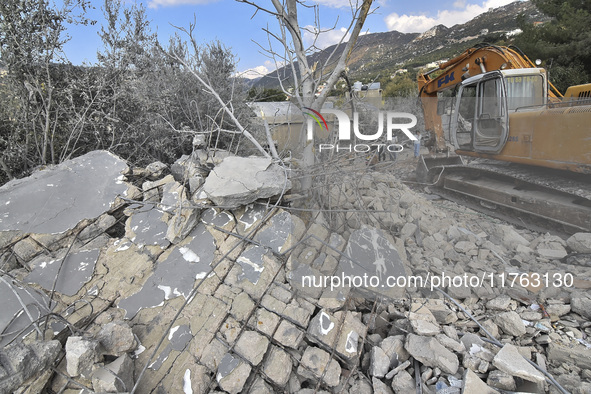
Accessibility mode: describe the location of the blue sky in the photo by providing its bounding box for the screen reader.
[63,0,520,77]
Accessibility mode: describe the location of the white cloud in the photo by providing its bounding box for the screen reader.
[384,0,518,33]
[303,26,351,50]
[147,0,218,9]
[313,0,362,9]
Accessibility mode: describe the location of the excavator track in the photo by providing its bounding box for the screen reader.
[423,160,591,234]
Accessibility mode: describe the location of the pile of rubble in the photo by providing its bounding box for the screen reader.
[0,149,590,393]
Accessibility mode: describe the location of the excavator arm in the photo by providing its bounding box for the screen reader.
[417,44,560,153]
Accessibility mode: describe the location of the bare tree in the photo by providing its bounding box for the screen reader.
[168,21,277,159]
[237,0,374,186]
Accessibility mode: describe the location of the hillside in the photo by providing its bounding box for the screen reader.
[254,0,548,88]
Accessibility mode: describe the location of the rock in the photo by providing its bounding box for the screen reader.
[297,346,341,387]
[263,346,292,386]
[547,342,591,370]
[404,334,459,374]
[65,337,101,378]
[495,225,529,248]
[202,156,290,208]
[96,321,137,357]
[463,369,497,394]
[381,336,409,366]
[0,151,128,234]
[92,354,134,392]
[493,311,526,336]
[571,296,591,319]
[492,343,545,383]
[234,330,269,366]
[537,247,567,260]
[435,334,465,353]
[350,378,373,394]
[566,233,591,253]
[370,347,390,377]
[408,307,440,336]
[145,161,168,178]
[390,370,414,393]
[487,370,516,391]
[486,295,512,310]
[422,299,457,324]
[216,353,251,394]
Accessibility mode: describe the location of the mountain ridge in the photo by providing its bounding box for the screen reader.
[253,0,547,88]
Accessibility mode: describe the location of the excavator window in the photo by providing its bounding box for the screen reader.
[505,75,544,111]
[473,76,508,151]
[456,84,477,149]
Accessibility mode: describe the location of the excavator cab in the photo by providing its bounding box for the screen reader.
[450,68,547,154]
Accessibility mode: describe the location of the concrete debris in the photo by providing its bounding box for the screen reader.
[369,346,390,377]
[234,330,269,366]
[566,232,591,253]
[263,346,292,386]
[493,343,545,383]
[390,370,414,393]
[202,156,290,208]
[1,150,590,394]
[0,150,128,234]
[65,337,101,378]
[95,321,137,357]
[571,296,591,319]
[0,340,61,394]
[463,369,497,393]
[297,346,341,387]
[486,369,516,391]
[92,353,134,392]
[405,334,459,374]
[493,311,527,336]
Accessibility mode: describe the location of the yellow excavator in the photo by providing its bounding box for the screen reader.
[416,44,591,233]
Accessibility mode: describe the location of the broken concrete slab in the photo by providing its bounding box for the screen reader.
[493,343,545,383]
[0,275,52,346]
[91,353,134,392]
[0,151,128,234]
[335,225,408,299]
[216,353,251,394]
[297,346,341,387]
[370,346,391,377]
[0,340,61,394]
[25,248,100,296]
[463,369,497,394]
[234,330,269,366]
[202,156,290,208]
[263,346,292,386]
[547,341,591,370]
[125,205,170,250]
[307,310,367,362]
[404,334,459,374]
[118,223,216,318]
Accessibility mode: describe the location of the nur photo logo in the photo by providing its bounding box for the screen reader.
[304,108,418,153]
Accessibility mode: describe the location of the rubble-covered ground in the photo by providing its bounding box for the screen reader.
[0,148,590,394]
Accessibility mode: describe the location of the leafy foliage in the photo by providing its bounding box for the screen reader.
[514,0,591,92]
[0,0,254,185]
